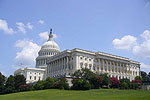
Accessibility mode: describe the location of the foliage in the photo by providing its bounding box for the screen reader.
[99,73,111,87]
[33,80,44,90]
[110,77,120,88]
[54,78,69,90]
[135,76,143,81]
[71,79,91,90]
[5,75,16,93]
[0,72,5,94]
[120,78,130,89]
[14,75,26,91]
[43,77,57,89]
[121,82,127,89]
[72,68,96,80]
[89,76,102,89]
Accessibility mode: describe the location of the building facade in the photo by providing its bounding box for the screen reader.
[47,48,140,81]
[14,67,45,83]
[14,28,140,83]
[14,29,60,83]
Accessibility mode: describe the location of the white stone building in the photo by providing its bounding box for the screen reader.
[14,67,45,83]
[14,29,60,83]
[14,28,140,83]
[46,49,140,81]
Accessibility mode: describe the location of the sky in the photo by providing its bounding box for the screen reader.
[0,0,150,76]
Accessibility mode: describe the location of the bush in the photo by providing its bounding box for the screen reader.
[89,76,102,89]
[110,77,120,88]
[33,80,44,90]
[71,79,91,90]
[54,78,69,90]
[43,77,57,89]
[120,78,130,89]
[120,81,127,89]
[99,73,111,88]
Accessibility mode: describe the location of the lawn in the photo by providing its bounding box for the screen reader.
[0,89,150,100]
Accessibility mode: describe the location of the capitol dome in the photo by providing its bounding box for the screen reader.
[41,39,60,51]
[36,29,60,69]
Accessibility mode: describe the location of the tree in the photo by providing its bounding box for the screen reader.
[71,79,91,90]
[141,71,148,82]
[120,78,130,89]
[99,73,111,88]
[72,68,96,81]
[5,75,16,93]
[43,77,57,89]
[110,77,120,88]
[89,76,102,89]
[135,76,143,81]
[55,78,69,90]
[33,80,44,90]
[14,75,26,91]
[0,72,5,94]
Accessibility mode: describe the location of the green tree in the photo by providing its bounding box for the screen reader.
[33,80,44,90]
[135,76,143,81]
[14,75,26,91]
[55,78,69,90]
[0,72,5,94]
[120,78,130,89]
[5,75,16,93]
[71,79,91,90]
[100,73,111,87]
[72,68,96,80]
[43,77,57,89]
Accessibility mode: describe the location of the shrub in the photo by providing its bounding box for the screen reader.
[54,78,69,90]
[120,78,130,89]
[110,77,120,88]
[43,77,57,89]
[99,73,111,88]
[71,79,91,90]
[120,81,127,89]
[89,76,102,89]
[33,80,44,90]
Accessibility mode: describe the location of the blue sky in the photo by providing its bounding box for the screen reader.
[0,0,150,76]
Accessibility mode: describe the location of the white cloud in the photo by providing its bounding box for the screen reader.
[0,19,15,34]
[133,40,150,58]
[140,63,150,73]
[38,20,44,25]
[132,30,150,58]
[39,32,49,40]
[112,35,137,50]
[39,31,58,40]
[16,22,26,33]
[27,22,33,30]
[16,22,34,33]
[140,30,150,40]
[113,30,150,58]
[15,39,40,66]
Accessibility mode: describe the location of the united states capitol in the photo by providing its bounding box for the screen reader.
[14,29,140,84]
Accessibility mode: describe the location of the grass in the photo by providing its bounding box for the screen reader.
[0,89,150,100]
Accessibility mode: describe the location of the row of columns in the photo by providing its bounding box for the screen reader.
[47,56,72,77]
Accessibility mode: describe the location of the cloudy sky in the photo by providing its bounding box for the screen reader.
[0,0,150,76]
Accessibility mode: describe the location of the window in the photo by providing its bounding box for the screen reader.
[30,76,32,80]
[80,63,83,68]
[89,59,91,61]
[39,73,40,75]
[80,57,82,59]
[85,58,87,60]
[39,77,41,80]
[34,76,36,80]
